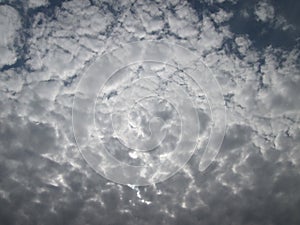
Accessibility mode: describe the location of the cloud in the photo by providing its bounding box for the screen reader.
[28,0,48,9]
[0,0,300,224]
[254,0,296,32]
[0,5,21,68]
[254,1,275,23]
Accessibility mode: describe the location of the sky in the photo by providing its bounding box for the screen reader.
[0,0,300,224]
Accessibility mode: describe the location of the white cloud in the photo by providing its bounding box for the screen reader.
[1,0,300,224]
[254,0,295,32]
[28,0,48,8]
[0,5,21,68]
[254,1,275,23]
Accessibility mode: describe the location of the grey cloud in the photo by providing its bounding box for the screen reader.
[0,0,300,224]
[221,124,252,152]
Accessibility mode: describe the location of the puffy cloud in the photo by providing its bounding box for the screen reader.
[28,0,48,9]
[0,5,21,68]
[254,1,275,23]
[0,0,300,224]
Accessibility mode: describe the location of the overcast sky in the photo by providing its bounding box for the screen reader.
[0,0,300,224]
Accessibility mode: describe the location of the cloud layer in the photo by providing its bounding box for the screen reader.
[0,0,300,224]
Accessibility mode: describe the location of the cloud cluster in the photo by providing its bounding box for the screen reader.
[0,0,300,224]
[0,5,21,68]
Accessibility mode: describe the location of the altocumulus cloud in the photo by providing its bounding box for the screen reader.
[0,0,300,224]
